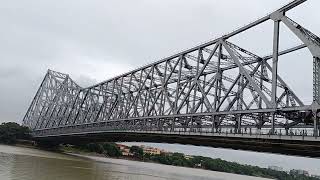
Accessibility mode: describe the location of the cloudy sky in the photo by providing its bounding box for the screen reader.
[0,0,319,123]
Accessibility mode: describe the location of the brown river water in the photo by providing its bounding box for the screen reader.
[0,144,273,180]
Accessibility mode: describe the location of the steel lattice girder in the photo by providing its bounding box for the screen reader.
[23,0,320,136]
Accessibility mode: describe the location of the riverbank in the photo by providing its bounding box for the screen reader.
[0,141,318,179]
[58,143,318,180]
[69,153,273,180]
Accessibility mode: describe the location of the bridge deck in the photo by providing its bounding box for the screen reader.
[34,129,320,157]
[34,129,320,142]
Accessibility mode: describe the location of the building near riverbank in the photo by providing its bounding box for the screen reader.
[290,169,309,176]
[268,166,283,171]
[116,144,133,156]
[117,143,166,156]
[184,155,193,160]
[311,175,320,179]
[140,145,165,155]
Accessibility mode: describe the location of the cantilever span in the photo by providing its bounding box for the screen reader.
[23,0,320,155]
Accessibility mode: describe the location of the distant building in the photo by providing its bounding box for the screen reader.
[268,166,283,171]
[184,155,193,160]
[117,144,129,151]
[140,145,164,155]
[116,144,133,156]
[290,169,309,176]
[311,175,320,179]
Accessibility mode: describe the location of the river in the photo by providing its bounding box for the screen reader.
[0,144,272,180]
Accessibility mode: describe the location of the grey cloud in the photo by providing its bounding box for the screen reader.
[0,0,319,123]
[74,75,97,87]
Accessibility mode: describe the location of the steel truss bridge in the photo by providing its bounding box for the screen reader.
[23,0,320,156]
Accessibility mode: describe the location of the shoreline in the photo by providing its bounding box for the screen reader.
[66,152,273,180]
[0,144,272,180]
[58,144,317,180]
[2,143,319,179]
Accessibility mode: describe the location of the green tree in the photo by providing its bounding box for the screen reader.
[0,122,31,144]
[130,146,143,159]
[143,152,151,160]
[86,143,104,154]
[102,143,121,157]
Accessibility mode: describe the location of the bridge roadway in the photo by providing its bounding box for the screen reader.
[33,125,320,157]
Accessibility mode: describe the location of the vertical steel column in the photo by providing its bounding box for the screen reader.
[271,20,280,134]
[125,74,133,117]
[211,115,215,133]
[160,61,168,115]
[186,81,191,114]
[115,77,124,118]
[146,65,155,116]
[213,44,222,133]
[313,57,320,135]
[135,71,144,117]
[201,75,206,113]
[313,111,318,137]
[191,49,202,132]
[214,44,222,110]
[237,75,243,133]
[313,57,320,103]
[107,79,116,121]
[175,56,183,114]
[193,49,201,112]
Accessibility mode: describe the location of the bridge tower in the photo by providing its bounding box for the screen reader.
[267,0,320,135]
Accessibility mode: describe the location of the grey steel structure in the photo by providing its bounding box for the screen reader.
[23,0,320,140]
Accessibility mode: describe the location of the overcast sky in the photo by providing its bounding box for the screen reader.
[0,0,319,123]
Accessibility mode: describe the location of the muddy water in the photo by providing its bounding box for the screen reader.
[0,144,271,180]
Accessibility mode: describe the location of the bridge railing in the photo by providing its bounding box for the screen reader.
[32,124,320,142]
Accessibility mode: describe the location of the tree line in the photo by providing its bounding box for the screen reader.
[0,122,31,144]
